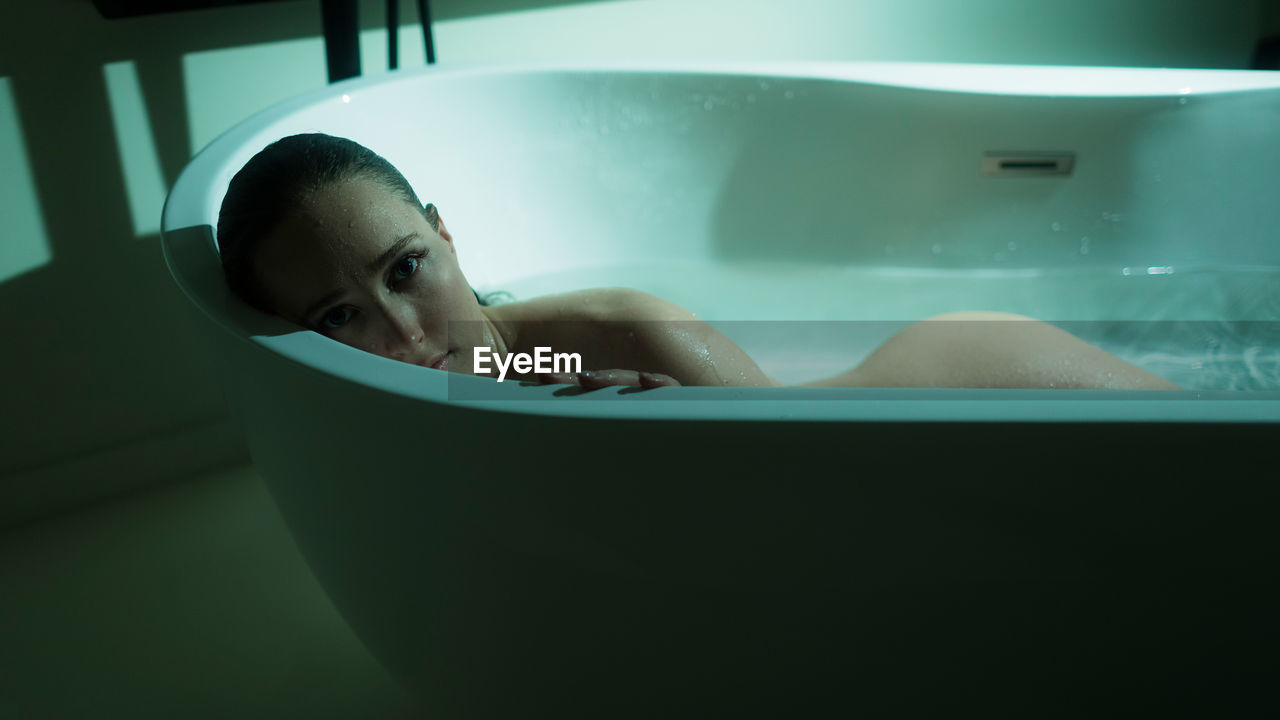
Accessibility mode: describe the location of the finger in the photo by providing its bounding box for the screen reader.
[537,372,579,386]
[638,371,681,388]
[578,369,643,389]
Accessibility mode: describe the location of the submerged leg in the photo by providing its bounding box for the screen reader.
[800,311,1180,390]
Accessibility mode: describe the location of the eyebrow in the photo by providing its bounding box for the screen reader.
[367,232,419,274]
[301,232,420,322]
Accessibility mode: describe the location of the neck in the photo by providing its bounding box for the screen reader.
[478,306,514,362]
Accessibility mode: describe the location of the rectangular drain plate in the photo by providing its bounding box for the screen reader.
[982,151,1075,176]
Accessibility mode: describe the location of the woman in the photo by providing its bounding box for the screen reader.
[217,133,1180,391]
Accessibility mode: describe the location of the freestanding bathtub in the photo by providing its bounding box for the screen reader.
[162,61,1280,717]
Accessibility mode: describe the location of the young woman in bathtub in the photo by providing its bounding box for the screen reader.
[217,133,1180,391]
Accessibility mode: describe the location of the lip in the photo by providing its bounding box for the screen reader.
[426,352,450,371]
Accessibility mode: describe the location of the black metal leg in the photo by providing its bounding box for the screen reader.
[320,0,361,83]
[417,0,435,64]
[388,0,399,70]
[1252,35,1280,70]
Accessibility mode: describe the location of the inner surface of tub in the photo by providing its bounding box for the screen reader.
[163,63,1280,400]
[493,262,1280,391]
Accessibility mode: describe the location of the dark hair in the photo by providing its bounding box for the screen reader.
[216,132,489,313]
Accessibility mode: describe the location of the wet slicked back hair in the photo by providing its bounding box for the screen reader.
[216,132,463,314]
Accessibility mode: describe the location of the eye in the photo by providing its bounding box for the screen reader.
[320,306,354,329]
[313,252,423,332]
[392,253,422,282]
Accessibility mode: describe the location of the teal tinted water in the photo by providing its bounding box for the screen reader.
[494,263,1280,390]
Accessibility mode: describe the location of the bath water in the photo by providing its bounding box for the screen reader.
[494,262,1280,390]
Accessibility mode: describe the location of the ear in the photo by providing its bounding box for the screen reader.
[426,203,455,251]
[437,216,455,252]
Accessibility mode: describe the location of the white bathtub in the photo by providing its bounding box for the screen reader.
[162,61,1280,717]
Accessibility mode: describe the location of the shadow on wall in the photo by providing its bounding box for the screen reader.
[0,0,615,526]
[0,1,333,502]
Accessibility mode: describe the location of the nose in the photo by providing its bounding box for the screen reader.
[376,303,426,360]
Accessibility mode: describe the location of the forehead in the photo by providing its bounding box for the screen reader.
[252,176,423,315]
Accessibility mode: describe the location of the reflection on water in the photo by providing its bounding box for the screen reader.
[1063,320,1280,391]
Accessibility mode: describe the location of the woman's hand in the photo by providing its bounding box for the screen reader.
[536,369,681,390]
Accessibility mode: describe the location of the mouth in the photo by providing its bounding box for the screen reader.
[426,351,450,371]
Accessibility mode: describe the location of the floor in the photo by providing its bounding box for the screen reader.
[0,464,425,719]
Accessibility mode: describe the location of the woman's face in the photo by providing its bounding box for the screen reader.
[252,174,490,372]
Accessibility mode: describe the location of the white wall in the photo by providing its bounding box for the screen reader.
[0,0,1268,525]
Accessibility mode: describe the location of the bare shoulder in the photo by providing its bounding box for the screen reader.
[481,287,706,366]
[481,287,773,386]
[486,287,696,325]
[588,287,700,322]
